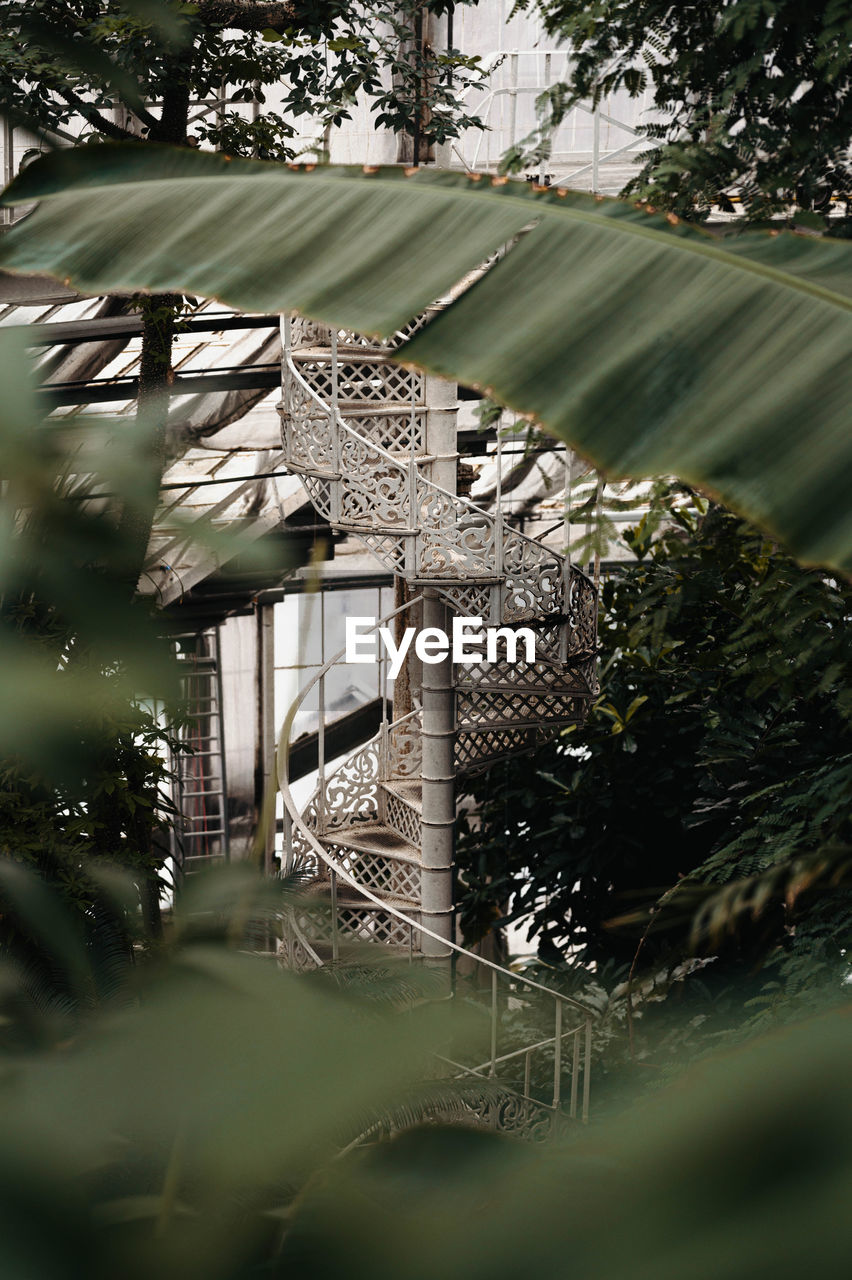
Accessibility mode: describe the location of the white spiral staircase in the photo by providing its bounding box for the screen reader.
[276,313,599,1134]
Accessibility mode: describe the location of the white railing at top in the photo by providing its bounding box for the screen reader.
[457,48,655,192]
[277,598,595,1125]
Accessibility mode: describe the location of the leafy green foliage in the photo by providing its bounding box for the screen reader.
[517,0,852,224]
[0,331,178,760]
[0,0,485,159]
[458,493,852,1036]
[2,859,852,1280]
[0,328,186,929]
[5,149,852,571]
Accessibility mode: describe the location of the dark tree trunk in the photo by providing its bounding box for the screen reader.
[117,73,193,589]
[116,77,193,937]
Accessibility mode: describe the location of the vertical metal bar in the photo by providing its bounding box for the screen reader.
[379,641,389,816]
[330,325,341,522]
[593,473,604,589]
[493,418,504,629]
[570,1028,580,1118]
[217,77,227,151]
[552,999,563,1110]
[560,449,575,662]
[381,633,389,716]
[508,52,519,151]
[494,421,504,576]
[540,53,551,186]
[490,968,498,1076]
[282,805,293,875]
[258,605,276,874]
[317,670,326,835]
[213,625,231,863]
[2,117,14,227]
[251,81,261,158]
[330,868,339,962]
[523,1050,532,1100]
[419,363,457,980]
[592,105,601,192]
[582,1018,592,1123]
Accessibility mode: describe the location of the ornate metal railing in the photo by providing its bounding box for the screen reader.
[277,602,595,1131]
[276,310,599,1135]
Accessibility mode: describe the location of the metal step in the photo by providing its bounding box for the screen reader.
[318,821,420,866]
[383,779,423,812]
[301,877,418,914]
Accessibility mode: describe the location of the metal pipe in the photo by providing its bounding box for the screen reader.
[508,52,519,150]
[594,473,604,589]
[317,670,326,835]
[570,1029,580,1118]
[419,590,455,967]
[258,605,275,873]
[540,53,551,186]
[583,1018,592,1123]
[552,998,563,1109]
[330,868,339,962]
[490,968,499,1075]
[464,1021,587,1077]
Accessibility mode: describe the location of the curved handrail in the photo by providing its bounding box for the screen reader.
[276,598,595,1018]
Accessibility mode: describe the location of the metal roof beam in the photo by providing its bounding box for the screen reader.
[21,312,279,347]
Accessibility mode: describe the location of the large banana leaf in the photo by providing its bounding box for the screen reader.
[2,145,852,572]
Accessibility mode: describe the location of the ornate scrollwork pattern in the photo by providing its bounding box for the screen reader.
[461,1092,557,1141]
[321,735,382,829]
[339,431,410,527]
[387,711,423,779]
[417,479,495,578]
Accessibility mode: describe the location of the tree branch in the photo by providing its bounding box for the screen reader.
[55,86,137,142]
[194,1,300,31]
[129,101,161,134]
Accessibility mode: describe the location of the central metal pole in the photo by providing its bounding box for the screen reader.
[419,362,458,968]
[420,587,455,964]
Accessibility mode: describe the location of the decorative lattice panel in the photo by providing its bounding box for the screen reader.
[455,727,537,772]
[440,583,495,620]
[385,792,421,847]
[359,529,409,575]
[456,688,588,731]
[456,652,595,696]
[293,355,424,405]
[324,842,420,903]
[296,904,417,949]
[303,474,334,521]
[344,411,425,455]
